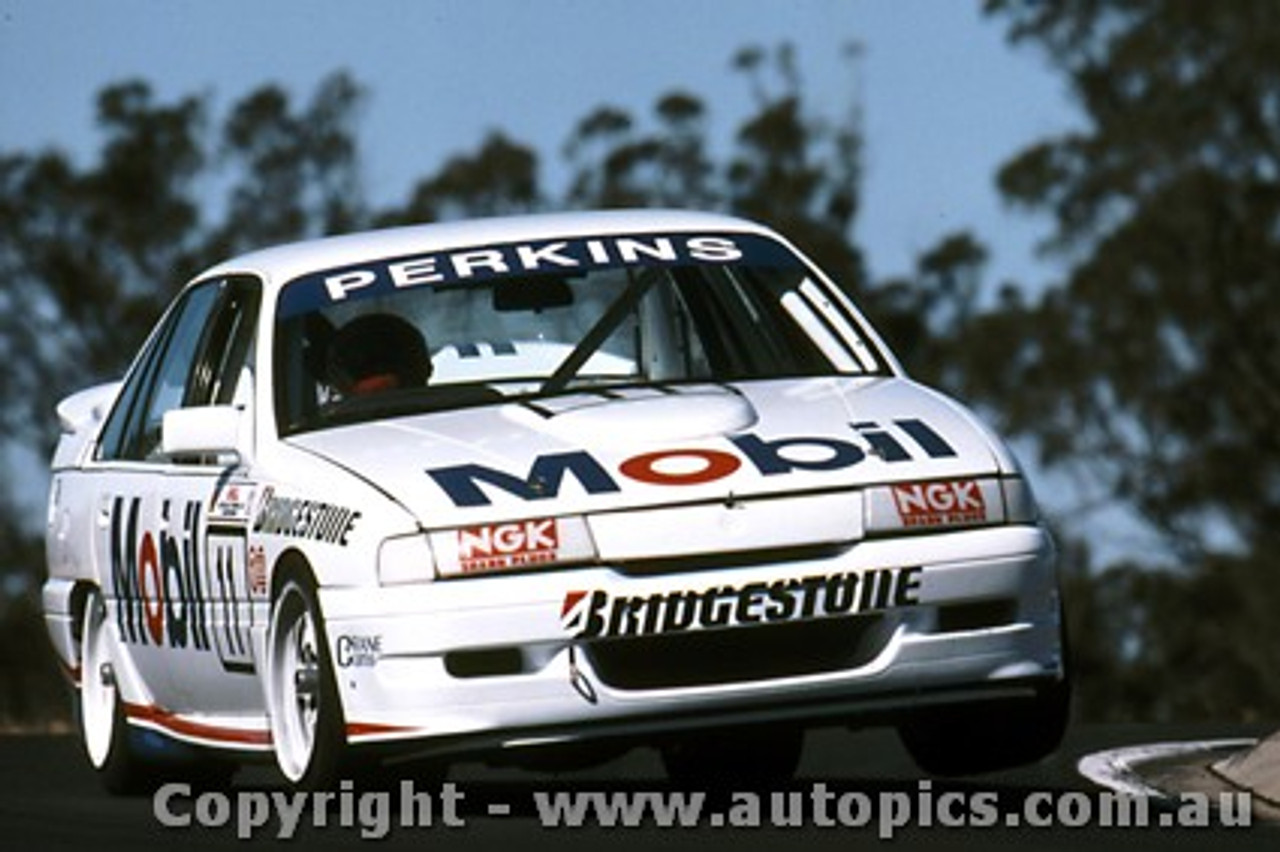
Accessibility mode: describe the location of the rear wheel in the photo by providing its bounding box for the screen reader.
[79,588,151,794]
[266,578,347,789]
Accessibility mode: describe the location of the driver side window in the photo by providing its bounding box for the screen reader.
[97,278,259,463]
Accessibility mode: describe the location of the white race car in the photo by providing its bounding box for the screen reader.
[43,210,1068,792]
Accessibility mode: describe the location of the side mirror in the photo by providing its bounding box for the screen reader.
[161,405,251,463]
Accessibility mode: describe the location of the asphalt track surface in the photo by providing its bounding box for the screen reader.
[1,723,1274,851]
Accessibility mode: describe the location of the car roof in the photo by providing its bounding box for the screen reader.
[196,209,777,291]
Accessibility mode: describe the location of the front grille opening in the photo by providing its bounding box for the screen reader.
[584,614,891,690]
[445,647,525,678]
[936,598,1018,633]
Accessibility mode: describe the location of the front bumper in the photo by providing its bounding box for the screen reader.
[320,524,1063,755]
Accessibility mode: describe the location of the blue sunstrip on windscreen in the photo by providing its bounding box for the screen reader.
[275,232,803,319]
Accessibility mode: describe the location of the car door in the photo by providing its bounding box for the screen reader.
[89,276,263,714]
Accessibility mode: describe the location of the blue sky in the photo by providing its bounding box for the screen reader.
[0,0,1079,290]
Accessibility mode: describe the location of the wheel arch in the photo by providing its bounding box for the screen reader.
[271,547,319,601]
[68,580,96,646]
[73,583,153,717]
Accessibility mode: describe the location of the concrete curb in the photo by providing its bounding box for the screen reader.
[1080,734,1280,824]
[1210,730,1280,808]
[1078,739,1255,798]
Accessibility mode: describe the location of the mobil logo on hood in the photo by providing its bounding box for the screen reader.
[291,378,1006,521]
[425,416,960,508]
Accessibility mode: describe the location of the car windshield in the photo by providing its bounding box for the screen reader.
[272,231,888,435]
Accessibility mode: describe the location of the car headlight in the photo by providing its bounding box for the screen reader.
[428,515,598,579]
[863,476,1037,537]
[377,534,438,585]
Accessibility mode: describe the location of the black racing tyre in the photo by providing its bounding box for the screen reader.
[898,672,1072,777]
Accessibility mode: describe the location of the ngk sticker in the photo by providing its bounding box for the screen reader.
[891,479,990,528]
[431,515,596,578]
[457,518,560,573]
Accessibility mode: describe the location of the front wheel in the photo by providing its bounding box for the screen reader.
[897,673,1071,777]
[266,579,346,789]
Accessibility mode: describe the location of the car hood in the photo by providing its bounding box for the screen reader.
[288,377,1010,531]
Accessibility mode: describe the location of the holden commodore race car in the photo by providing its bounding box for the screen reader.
[43,209,1068,792]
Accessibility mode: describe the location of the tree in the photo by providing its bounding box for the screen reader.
[872,232,992,389]
[727,43,862,284]
[985,0,1280,557]
[211,72,367,256]
[0,82,207,456]
[559,43,868,296]
[0,73,368,460]
[981,0,1280,718]
[382,131,541,226]
[562,94,717,211]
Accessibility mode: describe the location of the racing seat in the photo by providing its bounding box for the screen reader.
[326,313,433,397]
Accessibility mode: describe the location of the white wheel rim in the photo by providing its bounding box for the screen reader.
[269,587,323,782]
[81,594,117,769]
